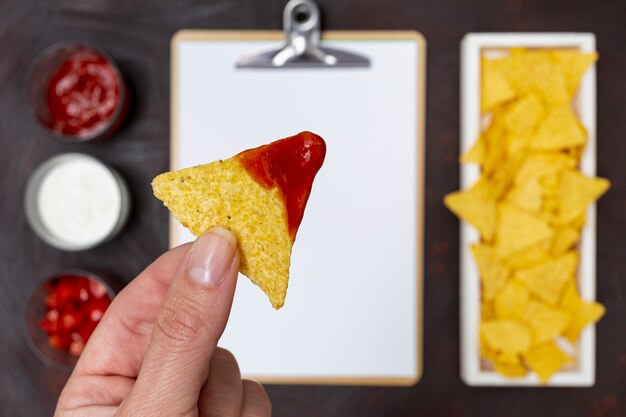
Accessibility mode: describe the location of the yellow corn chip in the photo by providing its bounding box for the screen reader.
[480,333,498,362]
[472,244,511,300]
[504,94,545,135]
[560,280,605,342]
[496,50,570,104]
[516,252,577,305]
[153,159,291,308]
[570,212,587,231]
[152,132,326,309]
[540,173,561,193]
[494,280,529,321]
[505,178,543,212]
[522,300,571,344]
[482,58,517,112]
[550,51,598,96]
[445,189,496,241]
[481,119,509,178]
[515,152,576,186]
[504,240,551,269]
[505,133,531,156]
[496,203,553,258]
[481,320,531,354]
[557,170,610,224]
[460,136,485,164]
[524,341,572,384]
[551,227,580,255]
[531,105,587,150]
[494,352,527,378]
[481,300,496,321]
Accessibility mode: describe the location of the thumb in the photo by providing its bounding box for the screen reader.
[119,226,239,416]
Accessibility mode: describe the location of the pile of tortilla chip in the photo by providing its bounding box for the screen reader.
[446,48,609,383]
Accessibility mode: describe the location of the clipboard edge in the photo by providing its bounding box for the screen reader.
[169,30,426,387]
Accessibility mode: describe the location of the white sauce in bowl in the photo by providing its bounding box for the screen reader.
[36,157,122,247]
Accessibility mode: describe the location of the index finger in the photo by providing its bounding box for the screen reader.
[75,242,193,378]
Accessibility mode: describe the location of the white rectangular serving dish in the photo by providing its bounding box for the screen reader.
[460,33,598,386]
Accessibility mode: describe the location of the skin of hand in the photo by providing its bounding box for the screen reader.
[55,226,272,417]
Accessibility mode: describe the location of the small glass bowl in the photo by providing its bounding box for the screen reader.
[24,153,131,251]
[26,42,129,142]
[24,270,118,369]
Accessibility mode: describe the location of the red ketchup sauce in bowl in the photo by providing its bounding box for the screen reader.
[27,43,127,141]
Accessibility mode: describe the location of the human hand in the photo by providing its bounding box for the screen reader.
[55,227,271,417]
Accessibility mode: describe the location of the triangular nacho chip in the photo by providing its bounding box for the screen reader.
[524,341,572,384]
[481,320,531,354]
[152,131,326,309]
[445,187,497,241]
[515,252,577,305]
[522,300,571,344]
[531,105,587,150]
[551,227,580,255]
[494,352,527,378]
[504,240,551,270]
[482,58,517,112]
[504,94,545,135]
[494,50,570,105]
[557,170,610,224]
[560,280,605,342]
[494,280,529,321]
[495,203,553,257]
[505,178,543,212]
[515,152,577,186]
[550,51,598,96]
[460,136,485,164]
[471,244,511,300]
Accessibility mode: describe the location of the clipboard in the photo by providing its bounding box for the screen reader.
[170,0,426,386]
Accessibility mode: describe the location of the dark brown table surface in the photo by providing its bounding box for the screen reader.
[2,0,625,416]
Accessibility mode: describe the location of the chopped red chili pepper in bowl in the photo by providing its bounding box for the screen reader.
[25,270,116,368]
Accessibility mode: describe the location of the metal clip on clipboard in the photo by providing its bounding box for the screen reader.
[236,0,370,68]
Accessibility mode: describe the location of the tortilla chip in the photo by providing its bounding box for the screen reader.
[482,58,517,112]
[504,240,551,269]
[496,203,553,257]
[460,137,485,164]
[472,244,511,300]
[481,300,496,321]
[515,153,576,187]
[494,352,527,378]
[557,170,610,224]
[494,280,529,321]
[531,106,587,150]
[516,252,577,305]
[504,94,545,135]
[550,51,598,96]
[480,333,498,362]
[481,320,531,354]
[551,227,580,255]
[496,50,569,104]
[560,280,605,342]
[506,133,531,156]
[152,132,326,309]
[153,159,292,308]
[522,301,571,344]
[505,178,543,212]
[445,188,496,241]
[524,341,571,384]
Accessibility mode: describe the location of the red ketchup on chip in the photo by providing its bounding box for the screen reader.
[237,131,327,241]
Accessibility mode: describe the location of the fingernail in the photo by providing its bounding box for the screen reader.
[187,226,237,287]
